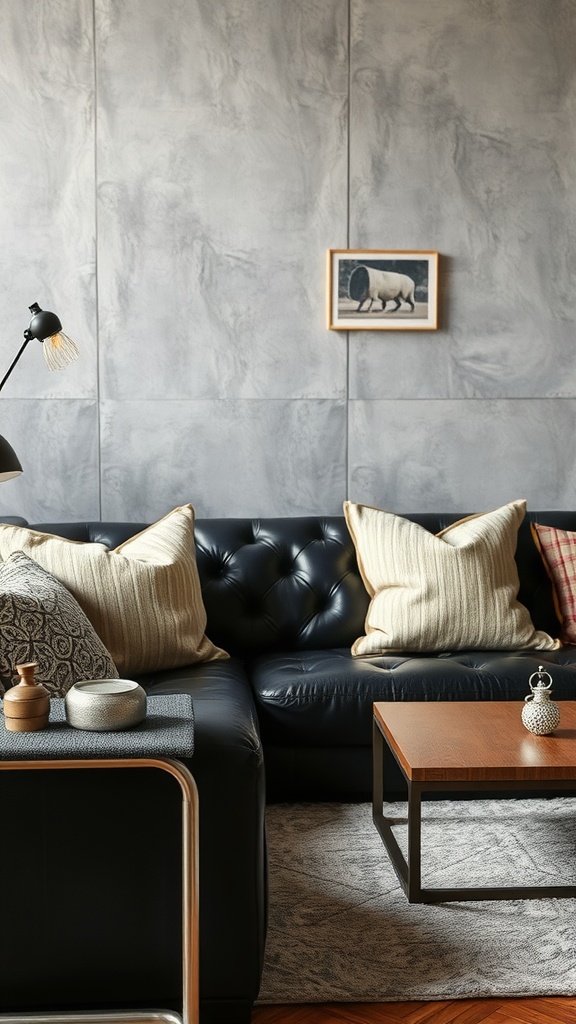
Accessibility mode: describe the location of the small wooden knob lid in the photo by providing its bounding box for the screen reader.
[4,662,50,732]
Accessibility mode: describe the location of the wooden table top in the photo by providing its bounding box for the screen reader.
[373,700,576,782]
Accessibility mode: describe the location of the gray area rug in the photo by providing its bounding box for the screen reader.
[257,800,576,1003]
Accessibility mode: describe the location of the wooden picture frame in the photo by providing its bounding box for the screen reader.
[327,249,439,330]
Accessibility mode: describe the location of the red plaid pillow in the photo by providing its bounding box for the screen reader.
[532,522,576,644]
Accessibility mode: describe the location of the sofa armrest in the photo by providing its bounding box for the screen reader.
[143,658,266,1024]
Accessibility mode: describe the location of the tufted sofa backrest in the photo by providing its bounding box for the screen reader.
[24,509,574,655]
[193,517,368,654]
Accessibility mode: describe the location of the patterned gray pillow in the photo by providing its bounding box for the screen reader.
[0,551,119,698]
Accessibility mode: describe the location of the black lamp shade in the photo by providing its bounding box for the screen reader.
[0,434,23,482]
[27,303,63,341]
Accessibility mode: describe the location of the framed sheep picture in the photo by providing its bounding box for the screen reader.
[327,249,439,330]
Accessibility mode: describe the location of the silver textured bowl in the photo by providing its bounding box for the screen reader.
[65,679,147,731]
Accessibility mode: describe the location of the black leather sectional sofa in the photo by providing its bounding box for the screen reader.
[2,509,576,1023]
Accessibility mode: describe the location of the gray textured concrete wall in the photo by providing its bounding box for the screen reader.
[0,0,574,522]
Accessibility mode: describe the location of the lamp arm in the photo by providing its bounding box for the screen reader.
[0,334,34,394]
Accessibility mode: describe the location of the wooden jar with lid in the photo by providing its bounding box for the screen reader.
[3,662,50,732]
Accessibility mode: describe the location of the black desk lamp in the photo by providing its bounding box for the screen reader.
[0,435,21,482]
[0,303,78,481]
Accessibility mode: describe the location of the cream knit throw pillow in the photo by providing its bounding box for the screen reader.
[0,504,228,675]
[344,499,560,656]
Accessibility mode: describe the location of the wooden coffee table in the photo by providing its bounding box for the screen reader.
[372,700,576,904]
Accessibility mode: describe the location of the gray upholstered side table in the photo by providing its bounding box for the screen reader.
[0,694,198,1024]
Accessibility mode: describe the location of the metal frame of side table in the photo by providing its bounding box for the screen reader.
[0,756,199,1024]
[372,716,576,904]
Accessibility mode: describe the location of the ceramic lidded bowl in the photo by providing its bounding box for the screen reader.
[65,679,147,731]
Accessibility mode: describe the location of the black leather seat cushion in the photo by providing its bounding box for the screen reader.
[251,647,576,747]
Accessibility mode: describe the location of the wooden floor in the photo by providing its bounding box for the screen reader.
[251,996,576,1023]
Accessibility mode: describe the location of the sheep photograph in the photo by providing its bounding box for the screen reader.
[328,249,438,330]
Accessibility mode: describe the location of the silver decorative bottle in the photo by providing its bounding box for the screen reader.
[521,665,560,735]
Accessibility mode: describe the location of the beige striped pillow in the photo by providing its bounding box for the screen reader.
[0,504,228,675]
[344,499,560,656]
